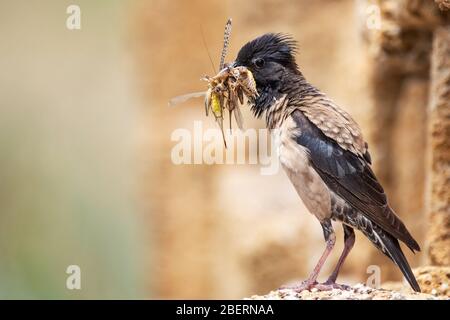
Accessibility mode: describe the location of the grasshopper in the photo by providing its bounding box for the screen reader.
[169,18,258,147]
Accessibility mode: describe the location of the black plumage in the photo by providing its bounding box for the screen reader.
[291,110,420,252]
[234,33,421,292]
[292,110,420,291]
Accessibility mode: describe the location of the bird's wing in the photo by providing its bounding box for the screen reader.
[290,110,420,252]
[297,95,371,162]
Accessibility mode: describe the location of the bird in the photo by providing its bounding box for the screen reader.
[231,33,421,292]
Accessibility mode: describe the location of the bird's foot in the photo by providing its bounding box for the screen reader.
[314,280,351,291]
[280,280,351,293]
[279,280,318,293]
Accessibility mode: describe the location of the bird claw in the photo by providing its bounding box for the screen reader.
[314,281,351,291]
[279,280,318,293]
[280,280,351,293]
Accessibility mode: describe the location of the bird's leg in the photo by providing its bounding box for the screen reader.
[281,220,336,292]
[326,225,355,283]
[316,225,355,291]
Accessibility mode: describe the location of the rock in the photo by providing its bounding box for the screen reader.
[414,266,450,297]
[427,25,450,267]
[247,283,448,300]
[435,0,450,11]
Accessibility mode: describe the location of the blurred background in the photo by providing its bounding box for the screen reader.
[0,0,448,299]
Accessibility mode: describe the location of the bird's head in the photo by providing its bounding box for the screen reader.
[233,33,300,90]
[232,33,301,117]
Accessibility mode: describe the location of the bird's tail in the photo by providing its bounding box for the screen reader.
[378,230,421,292]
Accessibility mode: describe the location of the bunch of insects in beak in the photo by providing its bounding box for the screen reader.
[169,18,258,147]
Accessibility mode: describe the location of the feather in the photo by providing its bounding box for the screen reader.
[291,110,420,252]
[298,98,367,157]
[335,200,420,292]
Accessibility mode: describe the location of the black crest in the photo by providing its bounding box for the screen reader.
[235,33,299,71]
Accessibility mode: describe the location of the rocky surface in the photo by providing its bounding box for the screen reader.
[427,25,450,267]
[247,283,448,300]
[436,0,450,11]
[415,266,450,296]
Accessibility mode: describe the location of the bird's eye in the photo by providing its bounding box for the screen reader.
[254,58,265,68]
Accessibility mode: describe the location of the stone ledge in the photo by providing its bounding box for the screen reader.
[247,283,447,300]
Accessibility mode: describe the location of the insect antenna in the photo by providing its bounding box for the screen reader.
[219,18,232,70]
[200,24,217,74]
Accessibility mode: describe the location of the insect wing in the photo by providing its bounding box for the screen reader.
[168,91,206,107]
[205,88,212,116]
[237,87,244,105]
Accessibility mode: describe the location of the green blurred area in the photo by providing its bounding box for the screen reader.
[0,1,145,298]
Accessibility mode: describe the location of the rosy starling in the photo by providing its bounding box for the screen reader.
[232,34,421,292]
